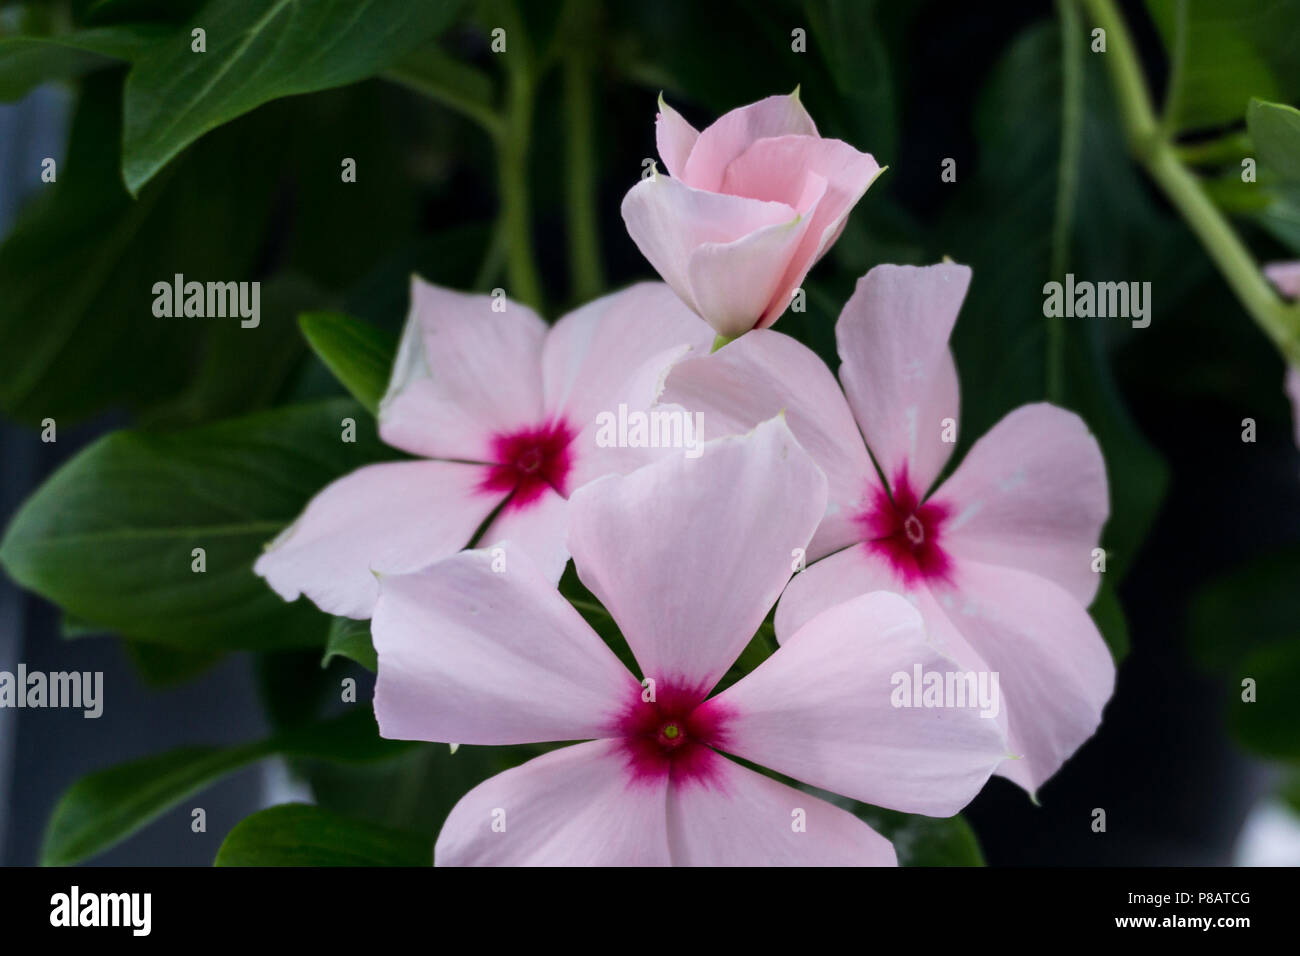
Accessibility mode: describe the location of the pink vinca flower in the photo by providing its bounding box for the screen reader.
[621,91,883,339]
[660,262,1115,795]
[254,278,713,619]
[1263,262,1300,447]
[372,418,1007,865]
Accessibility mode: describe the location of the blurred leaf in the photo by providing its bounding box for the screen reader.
[1147,0,1300,132]
[322,616,377,672]
[1189,545,1300,673]
[1231,640,1300,759]
[0,73,276,425]
[41,707,409,865]
[853,804,984,866]
[215,803,431,866]
[121,0,465,194]
[1088,578,1130,663]
[298,312,396,416]
[1247,97,1300,181]
[41,743,268,865]
[0,26,158,101]
[123,640,225,686]
[0,399,389,651]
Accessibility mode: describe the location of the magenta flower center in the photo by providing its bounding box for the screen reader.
[480,420,577,511]
[615,680,732,788]
[856,467,952,584]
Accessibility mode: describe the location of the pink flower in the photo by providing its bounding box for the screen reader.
[1264,262,1300,448]
[372,418,1007,865]
[660,262,1115,795]
[621,92,882,339]
[254,278,713,619]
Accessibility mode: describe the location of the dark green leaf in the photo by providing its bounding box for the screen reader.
[1147,0,1300,132]
[1247,97,1300,182]
[853,804,984,866]
[215,803,431,866]
[40,707,410,865]
[0,399,388,651]
[121,0,465,193]
[322,616,377,673]
[0,26,159,101]
[298,312,396,416]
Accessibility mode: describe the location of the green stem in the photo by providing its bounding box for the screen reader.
[1175,131,1253,168]
[382,64,504,139]
[1048,0,1084,404]
[495,2,545,312]
[562,0,604,302]
[1081,0,1300,365]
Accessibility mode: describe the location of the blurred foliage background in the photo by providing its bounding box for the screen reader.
[1,0,1298,865]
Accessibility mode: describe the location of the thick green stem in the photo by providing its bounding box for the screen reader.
[562,0,604,302]
[1081,0,1300,365]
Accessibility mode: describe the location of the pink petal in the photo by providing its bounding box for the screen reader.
[372,546,638,746]
[1264,260,1300,299]
[542,282,714,487]
[655,95,699,179]
[253,460,497,619]
[721,136,882,327]
[660,329,875,558]
[620,173,801,331]
[567,416,827,692]
[666,754,895,865]
[712,591,1007,816]
[685,174,825,336]
[435,739,670,866]
[477,486,571,583]
[775,529,916,643]
[919,560,1115,794]
[681,92,818,192]
[837,263,971,494]
[934,403,1108,607]
[379,277,547,461]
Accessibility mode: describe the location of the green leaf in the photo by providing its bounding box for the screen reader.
[215,803,431,866]
[41,707,410,865]
[1247,97,1300,182]
[0,26,160,102]
[1147,0,1300,132]
[853,805,984,866]
[1231,640,1300,760]
[322,616,377,673]
[0,399,388,651]
[0,73,278,425]
[121,0,465,194]
[42,743,269,866]
[298,312,396,416]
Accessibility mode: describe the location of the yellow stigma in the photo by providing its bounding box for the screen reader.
[662,723,680,740]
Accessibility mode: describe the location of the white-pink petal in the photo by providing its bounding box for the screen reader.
[935,403,1108,607]
[660,329,875,557]
[715,591,1007,816]
[378,277,547,462]
[477,488,572,584]
[837,262,971,494]
[665,755,896,866]
[435,740,670,866]
[253,460,496,619]
[567,416,826,692]
[655,95,699,179]
[372,546,637,747]
[919,560,1115,794]
[680,92,818,192]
